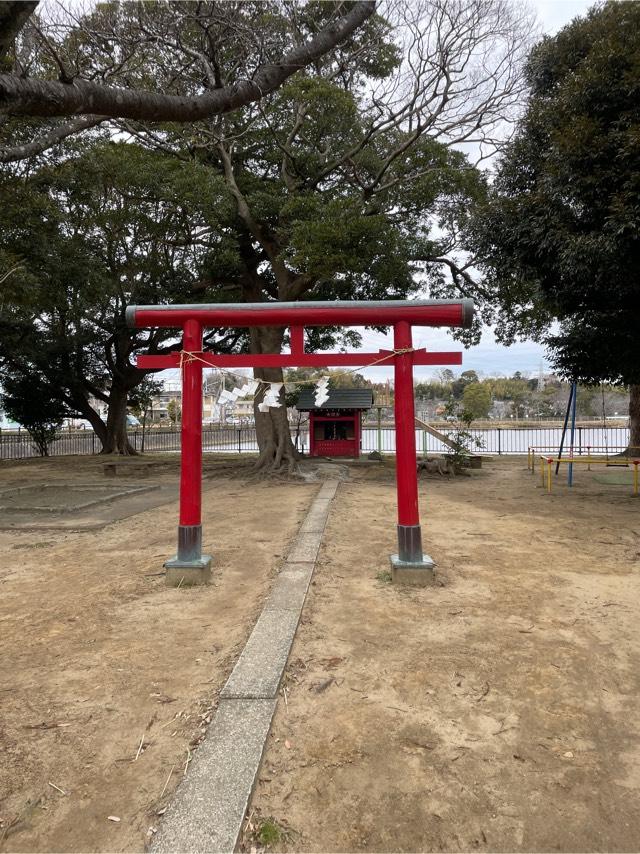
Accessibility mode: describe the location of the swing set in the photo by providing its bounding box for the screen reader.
[527,382,640,495]
[127,298,474,585]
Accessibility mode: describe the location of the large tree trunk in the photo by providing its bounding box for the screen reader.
[63,389,111,454]
[101,386,137,455]
[629,384,640,456]
[0,2,38,64]
[81,404,108,450]
[251,326,299,473]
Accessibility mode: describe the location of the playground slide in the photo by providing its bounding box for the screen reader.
[414,417,458,451]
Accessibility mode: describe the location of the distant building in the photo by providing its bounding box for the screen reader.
[150,388,180,422]
[145,383,245,424]
[232,398,255,421]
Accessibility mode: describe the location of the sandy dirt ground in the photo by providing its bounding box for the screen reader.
[0,456,314,852]
[244,458,640,853]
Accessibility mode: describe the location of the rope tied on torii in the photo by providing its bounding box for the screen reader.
[178,346,418,410]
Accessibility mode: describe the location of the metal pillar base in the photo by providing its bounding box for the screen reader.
[164,524,212,586]
[389,553,436,587]
[391,524,435,586]
[397,524,424,562]
[177,524,203,561]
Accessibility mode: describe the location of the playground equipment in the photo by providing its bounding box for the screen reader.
[551,381,638,482]
[415,417,458,451]
[528,446,638,474]
[529,382,638,495]
[127,298,474,586]
[538,455,640,496]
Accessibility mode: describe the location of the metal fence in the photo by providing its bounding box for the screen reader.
[0,429,101,460]
[0,425,309,460]
[0,423,631,461]
[411,425,632,457]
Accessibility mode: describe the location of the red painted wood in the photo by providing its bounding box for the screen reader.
[131,302,469,330]
[393,322,419,527]
[131,299,473,563]
[137,349,462,370]
[290,326,305,354]
[314,439,357,457]
[376,349,462,366]
[180,319,203,527]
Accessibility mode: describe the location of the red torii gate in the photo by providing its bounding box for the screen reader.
[127,299,474,585]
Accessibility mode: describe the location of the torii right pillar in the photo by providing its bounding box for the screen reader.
[390,320,435,586]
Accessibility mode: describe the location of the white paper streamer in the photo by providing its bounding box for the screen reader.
[314,376,330,406]
[256,382,284,411]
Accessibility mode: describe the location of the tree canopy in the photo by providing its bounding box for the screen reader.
[0,0,536,465]
[470,1,640,445]
[0,1,375,161]
[0,370,67,455]
[129,0,533,469]
[0,140,242,452]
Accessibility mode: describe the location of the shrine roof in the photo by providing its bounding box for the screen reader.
[295,388,374,411]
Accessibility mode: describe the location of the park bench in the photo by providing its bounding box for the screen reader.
[103,459,165,478]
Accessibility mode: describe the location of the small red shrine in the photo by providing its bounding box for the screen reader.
[296,388,373,458]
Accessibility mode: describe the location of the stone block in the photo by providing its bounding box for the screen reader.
[221,609,301,699]
[264,563,314,612]
[151,698,276,854]
[164,555,212,586]
[390,553,437,587]
[299,499,332,533]
[287,531,323,563]
[317,479,339,500]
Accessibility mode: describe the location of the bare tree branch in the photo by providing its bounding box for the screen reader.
[0,114,103,161]
[0,1,376,120]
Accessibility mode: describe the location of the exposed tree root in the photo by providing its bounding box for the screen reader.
[99,444,138,456]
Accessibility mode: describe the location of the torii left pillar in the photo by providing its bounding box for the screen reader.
[164,318,212,585]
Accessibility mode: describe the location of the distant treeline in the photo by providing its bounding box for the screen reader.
[284,368,630,421]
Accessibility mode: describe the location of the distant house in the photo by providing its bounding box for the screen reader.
[296,388,374,458]
[148,385,226,423]
[150,385,182,422]
[232,398,255,421]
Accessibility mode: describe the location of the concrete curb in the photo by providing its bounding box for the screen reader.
[151,480,338,854]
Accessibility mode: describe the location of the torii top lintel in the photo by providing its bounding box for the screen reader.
[125,298,474,331]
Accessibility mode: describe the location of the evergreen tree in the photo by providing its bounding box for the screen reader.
[470,1,640,450]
